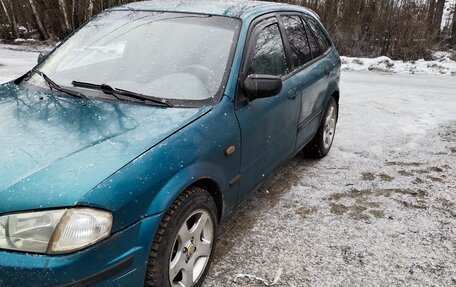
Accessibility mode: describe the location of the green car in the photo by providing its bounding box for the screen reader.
[0,1,340,286]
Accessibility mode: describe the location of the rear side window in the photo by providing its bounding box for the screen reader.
[301,19,321,58]
[248,24,289,77]
[281,15,312,69]
[306,17,332,53]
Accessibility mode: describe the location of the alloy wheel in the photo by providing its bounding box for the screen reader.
[323,105,337,150]
[169,210,214,287]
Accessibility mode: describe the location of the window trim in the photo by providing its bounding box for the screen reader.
[277,13,313,72]
[277,12,334,80]
[276,14,294,72]
[302,15,333,54]
[301,16,324,58]
[246,22,289,78]
[240,17,291,81]
[235,11,334,107]
[235,13,291,107]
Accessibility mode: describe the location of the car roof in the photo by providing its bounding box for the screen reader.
[110,0,319,20]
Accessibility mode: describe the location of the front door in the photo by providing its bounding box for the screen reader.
[235,17,300,201]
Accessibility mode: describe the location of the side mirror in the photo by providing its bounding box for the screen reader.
[244,74,283,101]
[37,51,49,64]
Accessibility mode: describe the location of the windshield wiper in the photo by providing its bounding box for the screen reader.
[72,81,172,107]
[30,69,87,99]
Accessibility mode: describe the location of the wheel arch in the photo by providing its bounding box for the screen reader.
[189,178,224,223]
[145,162,229,224]
[332,90,340,105]
[331,90,340,122]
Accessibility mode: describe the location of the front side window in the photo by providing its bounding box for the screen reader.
[281,15,312,69]
[248,24,289,77]
[24,11,240,103]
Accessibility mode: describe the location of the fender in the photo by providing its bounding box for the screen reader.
[321,50,341,122]
[79,96,241,232]
[325,80,340,106]
[318,85,339,127]
[145,160,234,219]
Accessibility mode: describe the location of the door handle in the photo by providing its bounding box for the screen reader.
[287,89,297,100]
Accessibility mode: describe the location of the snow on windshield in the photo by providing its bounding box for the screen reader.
[28,11,240,102]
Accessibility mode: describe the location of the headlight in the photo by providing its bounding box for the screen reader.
[0,208,112,254]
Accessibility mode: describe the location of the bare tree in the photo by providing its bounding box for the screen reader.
[452,7,456,45]
[1,0,454,59]
[8,0,18,38]
[433,0,446,34]
[428,0,437,31]
[27,0,49,40]
[58,0,72,33]
[0,0,18,38]
[428,0,446,35]
[86,0,94,21]
[0,0,12,30]
[71,0,76,29]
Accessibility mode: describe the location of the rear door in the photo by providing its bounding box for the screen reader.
[279,14,333,149]
[301,16,335,144]
[235,16,300,201]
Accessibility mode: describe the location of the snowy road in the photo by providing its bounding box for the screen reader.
[207,72,456,286]
[1,45,455,286]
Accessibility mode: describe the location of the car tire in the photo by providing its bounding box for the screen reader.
[303,96,338,158]
[145,187,218,287]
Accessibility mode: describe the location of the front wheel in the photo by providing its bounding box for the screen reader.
[145,187,217,287]
[303,96,338,158]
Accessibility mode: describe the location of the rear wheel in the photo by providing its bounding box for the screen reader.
[303,96,338,158]
[145,187,217,287]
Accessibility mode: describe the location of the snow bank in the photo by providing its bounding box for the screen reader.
[341,53,456,76]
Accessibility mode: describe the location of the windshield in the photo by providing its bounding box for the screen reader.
[25,11,240,104]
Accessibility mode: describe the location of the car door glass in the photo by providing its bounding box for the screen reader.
[301,18,321,59]
[281,15,312,69]
[306,18,331,53]
[248,24,289,76]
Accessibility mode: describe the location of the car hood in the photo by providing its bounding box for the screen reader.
[0,83,210,214]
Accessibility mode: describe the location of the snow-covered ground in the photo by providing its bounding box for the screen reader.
[206,72,456,286]
[341,53,456,76]
[1,45,455,286]
[0,44,42,83]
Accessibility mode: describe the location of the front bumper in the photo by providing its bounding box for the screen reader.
[0,214,162,287]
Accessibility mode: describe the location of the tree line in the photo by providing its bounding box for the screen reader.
[0,0,132,40]
[0,0,455,60]
[278,0,456,60]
